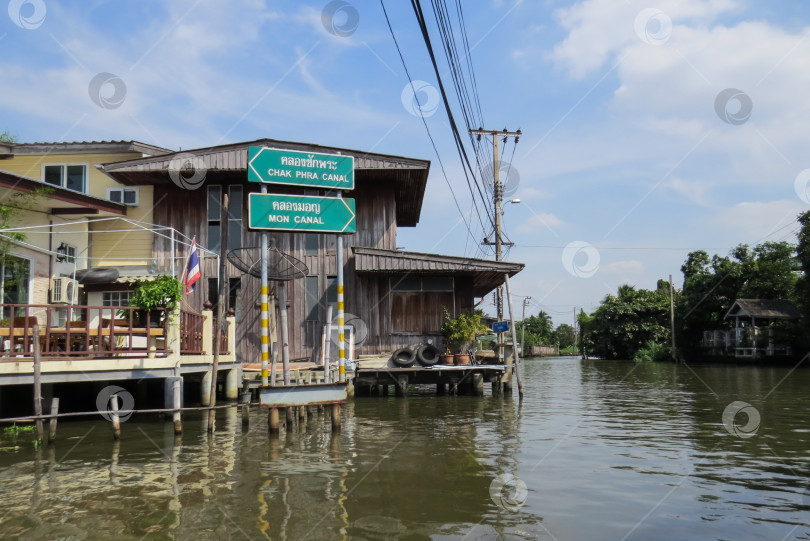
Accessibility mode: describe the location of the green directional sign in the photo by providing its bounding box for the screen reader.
[248,193,356,234]
[247,146,354,190]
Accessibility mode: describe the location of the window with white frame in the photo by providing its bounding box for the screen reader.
[106,187,139,206]
[43,164,88,193]
[102,291,133,307]
[56,243,77,264]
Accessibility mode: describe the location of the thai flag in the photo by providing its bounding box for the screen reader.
[183,240,201,295]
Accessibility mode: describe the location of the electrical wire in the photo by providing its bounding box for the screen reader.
[410,0,495,233]
[379,0,480,249]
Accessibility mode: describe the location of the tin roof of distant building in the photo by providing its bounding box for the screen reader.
[725,299,801,320]
[5,140,172,156]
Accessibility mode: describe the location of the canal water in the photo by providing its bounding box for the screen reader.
[1,357,809,540]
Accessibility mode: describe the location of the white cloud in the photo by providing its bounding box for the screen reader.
[601,259,645,275]
[550,0,739,78]
[517,213,565,233]
[712,200,805,239]
[667,176,712,206]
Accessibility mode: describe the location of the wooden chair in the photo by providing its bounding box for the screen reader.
[66,321,90,352]
[10,316,37,353]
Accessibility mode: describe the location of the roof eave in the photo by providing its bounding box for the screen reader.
[0,170,127,216]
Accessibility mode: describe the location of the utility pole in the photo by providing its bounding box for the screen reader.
[669,274,676,362]
[471,127,521,323]
[471,127,522,392]
[521,296,531,354]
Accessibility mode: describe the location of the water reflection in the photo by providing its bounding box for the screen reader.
[0,359,808,539]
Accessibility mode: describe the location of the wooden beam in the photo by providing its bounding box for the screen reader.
[50,207,100,215]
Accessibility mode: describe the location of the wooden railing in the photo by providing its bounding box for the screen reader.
[180,310,205,354]
[0,304,169,358]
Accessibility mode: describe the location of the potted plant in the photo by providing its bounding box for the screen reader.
[129,275,183,326]
[441,308,488,365]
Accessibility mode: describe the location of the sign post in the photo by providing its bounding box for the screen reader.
[247,146,355,390]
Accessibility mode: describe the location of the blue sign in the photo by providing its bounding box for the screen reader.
[492,321,509,333]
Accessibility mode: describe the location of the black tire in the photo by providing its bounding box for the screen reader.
[75,267,120,284]
[416,344,440,366]
[391,347,416,367]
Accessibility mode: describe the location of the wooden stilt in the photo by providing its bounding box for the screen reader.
[110,394,121,440]
[32,323,44,443]
[268,407,280,434]
[48,397,59,444]
[331,404,341,432]
[286,407,295,432]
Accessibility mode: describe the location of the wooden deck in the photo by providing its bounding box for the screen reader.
[355,364,507,396]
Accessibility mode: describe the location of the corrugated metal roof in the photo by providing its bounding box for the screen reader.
[353,247,524,297]
[10,140,172,156]
[725,299,801,319]
[98,138,431,226]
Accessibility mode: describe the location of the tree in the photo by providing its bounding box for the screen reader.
[677,241,799,356]
[583,284,671,360]
[0,130,17,143]
[554,323,576,349]
[795,211,810,341]
[519,310,554,347]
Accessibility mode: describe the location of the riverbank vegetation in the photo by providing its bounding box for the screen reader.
[572,211,810,361]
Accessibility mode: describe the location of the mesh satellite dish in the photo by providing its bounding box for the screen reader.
[227,247,308,281]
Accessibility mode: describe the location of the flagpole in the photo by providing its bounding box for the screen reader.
[180,236,194,287]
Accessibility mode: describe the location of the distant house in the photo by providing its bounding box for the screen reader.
[702,298,800,359]
[0,169,127,312]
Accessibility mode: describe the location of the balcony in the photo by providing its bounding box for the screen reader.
[0,303,236,386]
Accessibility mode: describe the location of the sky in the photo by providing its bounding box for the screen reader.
[3,0,810,326]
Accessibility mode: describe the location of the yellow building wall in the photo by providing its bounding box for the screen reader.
[0,151,155,267]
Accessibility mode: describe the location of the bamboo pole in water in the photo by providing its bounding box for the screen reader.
[32,323,44,443]
[208,192,228,432]
[504,274,524,398]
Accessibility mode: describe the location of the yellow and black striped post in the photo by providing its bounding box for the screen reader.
[261,284,269,386]
[337,234,345,382]
[260,195,270,387]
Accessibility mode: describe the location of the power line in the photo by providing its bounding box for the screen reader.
[410,0,496,232]
[379,0,479,248]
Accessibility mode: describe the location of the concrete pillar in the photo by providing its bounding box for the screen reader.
[268,408,280,434]
[164,376,183,411]
[201,309,213,354]
[395,376,408,397]
[172,378,182,435]
[472,373,484,397]
[166,308,181,359]
[224,368,239,401]
[200,370,212,407]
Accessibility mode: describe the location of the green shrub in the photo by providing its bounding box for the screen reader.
[633,341,673,363]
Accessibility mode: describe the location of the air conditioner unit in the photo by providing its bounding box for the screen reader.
[51,277,78,304]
